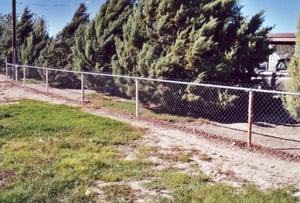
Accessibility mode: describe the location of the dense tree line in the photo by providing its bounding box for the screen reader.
[0,4,89,87]
[0,0,272,83]
[1,0,280,117]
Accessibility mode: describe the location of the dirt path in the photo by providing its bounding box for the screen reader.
[0,75,300,190]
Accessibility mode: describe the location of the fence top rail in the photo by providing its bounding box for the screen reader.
[5,63,300,96]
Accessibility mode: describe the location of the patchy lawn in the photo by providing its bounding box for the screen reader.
[0,100,296,202]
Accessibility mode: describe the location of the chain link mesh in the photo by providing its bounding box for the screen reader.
[3,64,300,152]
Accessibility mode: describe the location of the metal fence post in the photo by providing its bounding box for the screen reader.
[45,69,49,94]
[22,66,26,87]
[81,73,85,103]
[11,64,15,80]
[247,91,254,147]
[135,78,139,117]
[15,65,18,81]
[5,57,8,79]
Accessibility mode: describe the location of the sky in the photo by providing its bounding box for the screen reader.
[0,0,105,36]
[0,0,299,37]
[241,0,299,33]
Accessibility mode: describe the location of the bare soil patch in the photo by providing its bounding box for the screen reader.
[0,170,16,189]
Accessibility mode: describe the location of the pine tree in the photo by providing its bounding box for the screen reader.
[0,13,12,62]
[20,17,49,78]
[38,3,89,88]
[284,14,300,121]
[16,7,34,64]
[17,7,33,42]
[73,0,134,93]
[51,3,89,69]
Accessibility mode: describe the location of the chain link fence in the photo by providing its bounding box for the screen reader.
[2,63,300,152]
[0,57,7,74]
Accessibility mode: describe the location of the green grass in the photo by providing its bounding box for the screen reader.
[0,100,140,143]
[0,100,146,202]
[0,100,297,202]
[148,172,295,203]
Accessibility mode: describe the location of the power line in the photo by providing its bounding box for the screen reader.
[16,0,102,7]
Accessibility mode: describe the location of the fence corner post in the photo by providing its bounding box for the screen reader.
[81,73,85,103]
[247,91,254,147]
[135,78,139,117]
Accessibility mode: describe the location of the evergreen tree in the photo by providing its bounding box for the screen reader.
[38,3,89,88]
[1,9,49,78]
[20,17,49,78]
[0,13,12,62]
[16,7,34,64]
[17,7,33,42]
[284,14,300,121]
[114,0,272,82]
[0,13,10,70]
[112,0,273,115]
[73,0,134,93]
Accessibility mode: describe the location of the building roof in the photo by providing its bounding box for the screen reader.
[267,33,296,44]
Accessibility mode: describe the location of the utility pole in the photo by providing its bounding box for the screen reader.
[12,0,17,79]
